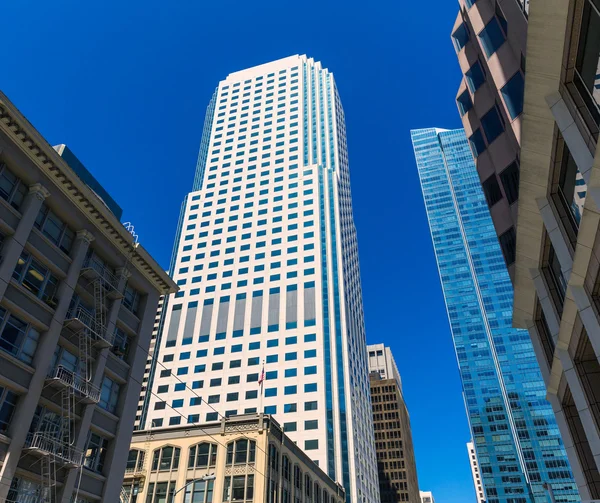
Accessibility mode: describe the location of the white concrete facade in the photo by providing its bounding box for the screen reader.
[144,55,378,503]
[367,343,402,389]
[467,441,485,503]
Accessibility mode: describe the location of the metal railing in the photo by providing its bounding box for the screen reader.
[7,493,45,503]
[124,461,146,477]
[65,306,114,345]
[83,256,122,293]
[48,366,100,403]
[25,432,83,466]
[120,486,131,503]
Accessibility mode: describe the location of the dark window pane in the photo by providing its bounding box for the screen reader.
[481,105,505,144]
[575,1,600,125]
[465,61,486,93]
[501,72,525,119]
[479,18,506,58]
[469,129,486,158]
[499,227,517,265]
[457,90,473,116]
[452,23,470,52]
[500,161,520,204]
[482,175,503,207]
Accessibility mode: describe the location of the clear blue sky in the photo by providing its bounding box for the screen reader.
[3,1,471,501]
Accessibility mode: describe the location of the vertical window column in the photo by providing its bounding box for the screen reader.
[250,291,263,335]
[286,285,298,330]
[233,293,246,337]
[0,183,50,300]
[268,287,280,332]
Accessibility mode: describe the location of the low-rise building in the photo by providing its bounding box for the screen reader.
[125,413,346,503]
[0,91,177,502]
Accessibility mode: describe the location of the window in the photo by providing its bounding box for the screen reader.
[468,129,486,158]
[99,376,120,414]
[284,422,297,432]
[553,142,587,236]
[0,307,39,364]
[481,104,505,144]
[500,161,520,205]
[35,203,75,254]
[305,440,318,450]
[501,72,525,119]
[226,439,256,465]
[456,90,473,116]
[12,252,59,307]
[223,474,254,502]
[465,61,485,93]
[123,284,141,315]
[84,433,109,473]
[305,420,318,430]
[479,17,506,58]
[126,449,145,473]
[151,446,181,471]
[112,326,130,360]
[184,478,215,503]
[304,401,318,411]
[188,442,218,468]
[499,227,517,266]
[145,481,176,503]
[0,163,27,210]
[452,23,469,52]
[572,0,600,126]
[482,175,503,207]
[0,386,18,432]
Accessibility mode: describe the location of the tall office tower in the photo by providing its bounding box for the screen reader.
[451,0,528,279]
[0,92,176,503]
[467,441,486,503]
[143,55,379,503]
[411,127,580,503]
[368,344,420,503]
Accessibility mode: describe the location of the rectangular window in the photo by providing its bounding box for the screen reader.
[99,376,120,414]
[500,161,519,205]
[501,72,525,119]
[465,61,485,93]
[482,175,503,208]
[35,203,75,254]
[468,129,486,158]
[452,23,469,52]
[479,17,506,58]
[0,386,18,432]
[456,90,473,116]
[481,104,505,145]
[0,307,39,365]
[499,227,517,266]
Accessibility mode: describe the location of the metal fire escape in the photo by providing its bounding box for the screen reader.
[24,253,125,502]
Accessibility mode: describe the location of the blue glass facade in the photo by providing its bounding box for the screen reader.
[411,128,579,503]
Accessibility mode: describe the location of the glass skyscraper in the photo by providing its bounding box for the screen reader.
[142,55,379,503]
[410,128,579,503]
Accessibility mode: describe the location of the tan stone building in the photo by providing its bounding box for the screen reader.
[0,91,177,502]
[368,344,419,503]
[510,0,600,499]
[125,414,346,503]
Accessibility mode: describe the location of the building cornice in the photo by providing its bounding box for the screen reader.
[0,91,177,295]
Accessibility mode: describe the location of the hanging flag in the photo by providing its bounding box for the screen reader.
[258,365,265,386]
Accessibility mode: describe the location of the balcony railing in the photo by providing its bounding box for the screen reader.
[25,432,83,466]
[7,492,45,503]
[64,306,114,346]
[47,365,100,404]
[82,257,123,296]
[120,487,131,503]
[124,460,146,478]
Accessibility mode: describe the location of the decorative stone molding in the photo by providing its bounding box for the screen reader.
[76,229,95,245]
[28,183,50,201]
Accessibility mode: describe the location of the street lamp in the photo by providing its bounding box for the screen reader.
[172,473,217,499]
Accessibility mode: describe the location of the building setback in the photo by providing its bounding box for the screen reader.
[411,127,579,503]
[451,0,528,279]
[368,344,419,503]
[0,91,176,502]
[140,55,379,503]
[510,0,600,499]
[125,414,346,503]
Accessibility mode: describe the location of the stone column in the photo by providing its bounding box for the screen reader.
[0,229,94,501]
[0,183,50,300]
[100,289,159,503]
[58,268,131,502]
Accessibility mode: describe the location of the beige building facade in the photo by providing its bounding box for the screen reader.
[125,414,346,503]
[0,91,176,502]
[452,0,528,278]
[511,0,600,499]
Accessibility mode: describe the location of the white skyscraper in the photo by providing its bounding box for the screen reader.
[143,55,378,503]
[367,343,402,388]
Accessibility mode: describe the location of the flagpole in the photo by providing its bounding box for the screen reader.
[258,360,265,415]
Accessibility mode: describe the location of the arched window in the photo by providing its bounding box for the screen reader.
[322,489,329,503]
[268,443,279,472]
[126,449,145,473]
[304,474,312,503]
[151,446,180,471]
[188,442,218,469]
[282,455,291,481]
[226,439,256,465]
[314,483,321,503]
